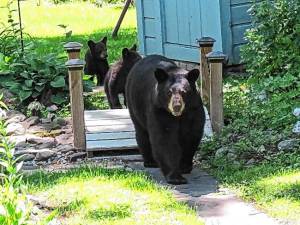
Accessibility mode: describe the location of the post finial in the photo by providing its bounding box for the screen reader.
[197,37,216,47]
[65,59,85,70]
[63,42,83,52]
[206,51,227,63]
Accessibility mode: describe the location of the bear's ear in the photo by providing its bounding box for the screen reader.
[88,40,96,50]
[122,48,129,58]
[154,68,169,83]
[130,44,137,51]
[187,69,199,83]
[101,36,107,45]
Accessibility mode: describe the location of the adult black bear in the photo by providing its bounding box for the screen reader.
[104,44,141,109]
[84,37,109,86]
[126,55,205,185]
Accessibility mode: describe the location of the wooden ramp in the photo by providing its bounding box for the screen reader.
[85,108,212,155]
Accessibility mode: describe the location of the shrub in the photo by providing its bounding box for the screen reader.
[242,0,300,84]
[201,0,300,168]
[0,121,31,224]
[0,52,69,106]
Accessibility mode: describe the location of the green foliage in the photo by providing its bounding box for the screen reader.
[0,0,22,58]
[0,121,31,224]
[0,52,69,106]
[242,0,300,79]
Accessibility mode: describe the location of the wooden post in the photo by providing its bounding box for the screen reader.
[65,59,87,151]
[198,37,215,108]
[63,42,83,59]
[206,51,226,134]
[112,0,132,38]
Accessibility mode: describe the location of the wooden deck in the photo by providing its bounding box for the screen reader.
[85,108,212,154]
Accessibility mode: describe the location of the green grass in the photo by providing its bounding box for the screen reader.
[0,0,138,63]
[25,166,204,225]
[211,152,300,222]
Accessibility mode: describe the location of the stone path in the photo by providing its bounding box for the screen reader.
[128,161,282,225]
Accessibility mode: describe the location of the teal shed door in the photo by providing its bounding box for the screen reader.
[136,0,223,63]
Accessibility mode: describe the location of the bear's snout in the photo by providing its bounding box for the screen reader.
[101,52,108,59]
[168,94,185,117]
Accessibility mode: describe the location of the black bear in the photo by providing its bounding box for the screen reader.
[126,55,205,185]
[84,37,109,86]
[104,44,142,109]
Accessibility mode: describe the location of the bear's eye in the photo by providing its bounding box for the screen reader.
[167,90,172,96]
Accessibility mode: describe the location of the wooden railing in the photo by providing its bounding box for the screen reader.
[198,37,226,134]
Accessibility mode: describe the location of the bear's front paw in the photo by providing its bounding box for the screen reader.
[144,161,158,168]
[166,175,187,185]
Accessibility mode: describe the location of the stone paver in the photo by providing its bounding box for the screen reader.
[129,162,281,225]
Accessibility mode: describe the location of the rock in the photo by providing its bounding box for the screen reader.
[215,147,230,159]
[293,108,300,117]
[6,113,26,124]
[227,152,237,161]
[27,136,56,145]
[0,108,7,120]
[256,90,267,101]
[53,117,67,127]
[47,113,55,120]
[246,158,255,166]
[68,152,86,162]
[257,145,266,153]
[22,116,40,128]
[6,123,26,135]
[55,133,73,145]
[35,149,56,161]
[277,139,300,151]
[37,142,57,149]
[56,144,75,153]
[19,154,35,162]
[41,118,51,124]
[15,148,38,156]
[293,121,300,134]
[0,88,16,105]
[47,105,58,112]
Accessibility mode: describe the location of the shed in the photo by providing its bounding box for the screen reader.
[136,0,252,64]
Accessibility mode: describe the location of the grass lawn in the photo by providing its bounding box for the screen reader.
[25,166,204,225]
[211,143,300,222]
[0,0,137,63]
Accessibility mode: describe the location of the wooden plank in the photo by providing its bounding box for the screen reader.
[86,131,135,141]
[136,0,146,55]
[85,118,132,126]
[209,62,224,134]
[200,45,213,109]
[84,109,130,120]
[164,0,179,44]
[86,124,135,133]
[144,18,157,38]
[87,139,137,150]
[67,63,86,150]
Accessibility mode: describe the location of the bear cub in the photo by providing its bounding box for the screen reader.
[84,37,109,86]
[126,55,205,185]
[104,44,141,109]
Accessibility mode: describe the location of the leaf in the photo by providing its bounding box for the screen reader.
[57,24,67,29]
[51,93,67,105]
[50,76,65,88]
[16,161,23,173]
[18,90,32,101]
[25,80,33,87]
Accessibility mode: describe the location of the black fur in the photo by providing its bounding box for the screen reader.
[126,55,205,185]
[84,37,109,86]
[104,44,141,109]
